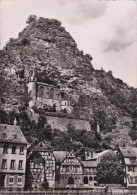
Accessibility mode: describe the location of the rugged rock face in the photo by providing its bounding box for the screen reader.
[0,16,137,146]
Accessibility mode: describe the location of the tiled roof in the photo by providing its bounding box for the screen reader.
[81,160,97,167]
[53,151,69,162]
[119,147,137,158]
[0,124,28,144]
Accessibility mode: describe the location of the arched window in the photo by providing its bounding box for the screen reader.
[68,177,74,184]
[39,86,44,97]
[89,176,92,181]
[84,176,88,184]
[49,88,54,99]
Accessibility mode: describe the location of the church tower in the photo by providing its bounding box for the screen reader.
[28,69,37,107]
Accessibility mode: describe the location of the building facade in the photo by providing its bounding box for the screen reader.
[117,147,137,189]
[82,161,97,187]
[54,150,98,188]
[28,70,73,112]
[0,124,28,189]
[59,151,83,188]
[27,141,56,189]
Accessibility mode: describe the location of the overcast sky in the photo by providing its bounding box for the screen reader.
[0,0,137,87]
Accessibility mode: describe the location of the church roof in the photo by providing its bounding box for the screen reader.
[0,124,28,144]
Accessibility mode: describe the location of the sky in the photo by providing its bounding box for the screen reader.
[0,0,137,87]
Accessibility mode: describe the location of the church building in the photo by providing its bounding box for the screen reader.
[28,70,73,113]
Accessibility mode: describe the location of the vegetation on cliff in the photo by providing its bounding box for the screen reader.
[0,15,137,147]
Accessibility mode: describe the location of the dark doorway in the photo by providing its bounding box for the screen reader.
[84,176,88,184]
[68,177,74,184]
[0,175,5,187]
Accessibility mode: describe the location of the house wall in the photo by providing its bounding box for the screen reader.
[125,163,137,188]
[0,142,27,189]
[0,143,27,174]
[4,174,25,189]
[30,161,45,189]
[59,174,83,187]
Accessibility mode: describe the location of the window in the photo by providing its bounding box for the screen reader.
[87,152,90,157]
[11,146,16,154]
[37,174,40,179]
[39,86,44,97]
[17,176,22,185]
[1,159,7,169]
[129,157,136,162]
[9,176,14,184]
[2,133,7,138]
[89,176,92,181]
[94,176,97,181]
[20,147,24,154]
[84,176,88,184]
[70,166,72,170]
[3,145,8,154]
[10,160,15,169]
[128,166,134,172]
[18,160,23,170]
[13,134,17,139]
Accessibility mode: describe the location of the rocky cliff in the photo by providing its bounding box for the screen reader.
[0,16,137,147]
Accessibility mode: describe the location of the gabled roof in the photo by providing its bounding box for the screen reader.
[53,151,69,163]
[81,160,97,168]
[30,140,52,152]
[61,150,82,166]
[30,152,45,163]
[0,124,28,144]
[119,147,137,158]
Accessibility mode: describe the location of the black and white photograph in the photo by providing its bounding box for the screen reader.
[0,0,137,194]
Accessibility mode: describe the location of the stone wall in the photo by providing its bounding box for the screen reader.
[46,116,91,131]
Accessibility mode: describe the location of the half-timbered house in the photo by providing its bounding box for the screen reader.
[59,150,83,188]
[27,140,55,189]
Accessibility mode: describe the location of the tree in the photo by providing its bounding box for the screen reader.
[97,151,123,184]
[37,114,47,129]
[26,15,37,24]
